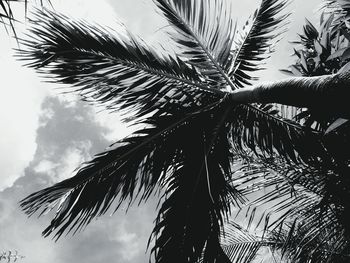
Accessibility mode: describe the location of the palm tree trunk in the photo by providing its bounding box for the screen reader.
[230,71,350,118]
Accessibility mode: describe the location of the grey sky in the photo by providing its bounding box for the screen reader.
[0,0,323,262]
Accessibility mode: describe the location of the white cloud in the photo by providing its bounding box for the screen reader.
[55,142,92,182]
[33,141,92,183]
[94,112,133,142]
[50,0,118,26]
[0,34,48,191]
[34,160,58,177]
[107,218,145,261]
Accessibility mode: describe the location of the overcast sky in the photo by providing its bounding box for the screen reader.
[0,0,322,262]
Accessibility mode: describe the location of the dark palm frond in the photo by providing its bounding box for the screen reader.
[229,0,290,88]
[232,155,327,232]
[149,101,245,263]
[270,210,349,263]
[293,18,319,49]
[0,0,14,20]
[0,0,20,34]
[1,1,52,35]
[220,222,268,263]
[153,0,235,90]
[231,154,350,263]
[229,104,326,164]
[20,109,198,239]
[17,8,222,120]
[21,101,243,263]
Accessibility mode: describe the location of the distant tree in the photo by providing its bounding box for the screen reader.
[0,251,25,262]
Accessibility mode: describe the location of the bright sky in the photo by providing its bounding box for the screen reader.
[0,0,322,262]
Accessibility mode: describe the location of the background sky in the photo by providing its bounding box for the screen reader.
[0,0,322,262]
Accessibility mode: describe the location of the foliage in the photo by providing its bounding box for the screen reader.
[281,3,350,130]
[218,2,350,263]
[0,251,24,262]
[15,0,350,263]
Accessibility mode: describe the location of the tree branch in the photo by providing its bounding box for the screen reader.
[230,71,350,118]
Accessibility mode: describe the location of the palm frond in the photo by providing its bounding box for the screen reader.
[230,104,326,164]
[153,0,235,90]
[270,211,349,263]
[17,8,221,120]
[0,0,14,19]
[220,222,267,263]
[230,0,290,88]
[21,101,243,263]
[149,102,244,263]
[1,1,51,35]
[231,154,350,263]
[0,0,20,34]
[232,155,327,232]
[20,109,196,239]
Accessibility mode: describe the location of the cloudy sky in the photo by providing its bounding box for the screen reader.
[0,0,322,262]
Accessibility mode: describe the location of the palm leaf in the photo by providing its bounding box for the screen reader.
[21,101,244,263]
[1,1,51,36]
[220,222,267,263]
[232,156,327,231]
[230,0,290,88]
[17,8,220,120]
[149,101,245,263]
[230,104,326,164]
[20,108,200,239]
[232,155,350,263]
[0,0,20,35]
[153,0,236,90]
[0,0,13,19]
[270,212,349,263]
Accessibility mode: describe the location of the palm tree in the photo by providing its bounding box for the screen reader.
[0,251,25,262]
[16,0,350,262]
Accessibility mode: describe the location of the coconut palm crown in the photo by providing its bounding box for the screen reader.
[16,0,349,262]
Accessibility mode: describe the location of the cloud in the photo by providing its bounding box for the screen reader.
[33,160,59,178]
[0,96,158,263]
[94,112,134,141]
[51,0,117,26]
[33,141,92,183]
[0,32,49,191]
[0,1,158,263]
